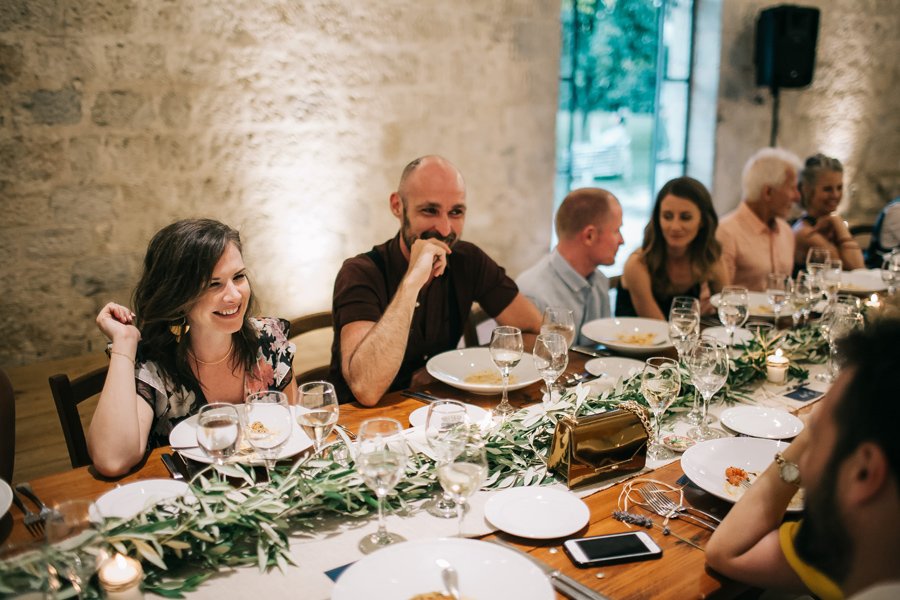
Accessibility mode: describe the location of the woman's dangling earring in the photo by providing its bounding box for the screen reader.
[169,317,190,343]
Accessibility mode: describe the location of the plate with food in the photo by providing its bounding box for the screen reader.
[484,486,589,539]
[332,537,554,599]
[720,406,804,439]
[93,479,191,520]
[841,269,887,295]
[681,437,803,512]
[580,317,673,355]
[169,412,312,465]
[426,347,541,395]
[709,291,775,318]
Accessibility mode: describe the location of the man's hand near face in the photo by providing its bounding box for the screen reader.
[404,237,451,291]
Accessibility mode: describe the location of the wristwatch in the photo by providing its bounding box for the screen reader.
[774,452,801,486]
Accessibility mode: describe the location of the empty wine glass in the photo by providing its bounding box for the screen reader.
[297,381,339,456]
[821,259,843,303]
[806,246,830,277]
[423,400,469,519]
[717,286,749,347]
[766,273,791,327]
[816,305,863,383]
[540,306,576,348]
[197,403,241,467]
[45,499,103,600]
[686,338,729,441]
[640,357,681,460]
[356,417,408,554]
[669,307,700,424]
[791,271,815,327]
[243,390,292,483]
[489,326,524,419]
[532,332,568,405]
[436,430,488,537]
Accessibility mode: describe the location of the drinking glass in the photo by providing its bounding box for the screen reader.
[423,400,469,519]
[882,250,900,295]
[820,259,843,303]
[816,305,863,383]
[45,499,103,600]
[197,403,241,466]
[686,338,729,441]
[243,390,292,482]
[297,381,339,456]
[791,271,815,327]
[806,246,830,277]
[356,417,408,554]
[640,357,681,460]
[532,332,568,404]
[437,432,488,537]
[489,326,524,418]
[717,286,749,346]
[540,306,576,348]
[766,273,791,327]
[668,307,701,424]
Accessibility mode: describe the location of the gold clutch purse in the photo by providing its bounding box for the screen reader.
[547,401,651,489]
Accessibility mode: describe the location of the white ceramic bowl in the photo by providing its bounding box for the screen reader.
[426,347,541,395]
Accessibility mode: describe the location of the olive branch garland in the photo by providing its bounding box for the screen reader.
[0,325,827,597]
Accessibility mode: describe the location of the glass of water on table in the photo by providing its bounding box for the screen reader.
[197,403,241,467]
[297,381,339,456]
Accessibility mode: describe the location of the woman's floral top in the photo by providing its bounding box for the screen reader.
[135,317,295,449]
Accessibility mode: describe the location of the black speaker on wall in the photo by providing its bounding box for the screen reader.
[755,5,820,88]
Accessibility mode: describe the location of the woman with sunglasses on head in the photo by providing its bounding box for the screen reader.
[793,153,864,271]
[617,176,727,319]
[88,219,297,477]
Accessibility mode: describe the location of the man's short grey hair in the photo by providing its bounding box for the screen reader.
[741,147,802,202]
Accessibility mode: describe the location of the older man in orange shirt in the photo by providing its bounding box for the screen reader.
[717,148,801,291]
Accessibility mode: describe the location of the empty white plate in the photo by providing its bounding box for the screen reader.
[93,479,190,520]
[484,486,589,539]
[720,406,804,439]
[702,326,754,346]
[584,356,644,380]
[408,403,490,429]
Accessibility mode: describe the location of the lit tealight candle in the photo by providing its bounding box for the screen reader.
[865,293,881,309]
[98,554,144,600]
[766,349,789,384]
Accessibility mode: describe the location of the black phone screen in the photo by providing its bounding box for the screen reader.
[577,534,651,560]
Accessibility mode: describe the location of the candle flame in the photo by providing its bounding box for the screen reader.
[115,554,128,569]
[775,348,784,358]
[871,293,879,303]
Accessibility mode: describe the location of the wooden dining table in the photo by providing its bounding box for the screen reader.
[0,343,819,600]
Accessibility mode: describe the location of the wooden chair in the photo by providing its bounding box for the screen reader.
[289,311,334,384]
[850,223,874,251]
[0,368,15,483]
[48,366,108,469]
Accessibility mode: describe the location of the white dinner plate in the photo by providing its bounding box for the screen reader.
[681,437,802,512]
[580,317,674,355]
[0,480,11,517]
[701,326,754,346]
[842,269,886,295]
[169,412,312,465]
[426,347,541,395]
[720,406,804,439]
[93,479,190,520]
[408,403,490,429]
[332,537,554,599]
[484,486,590,539]
[584,356,644,380]
[710,291,775,318]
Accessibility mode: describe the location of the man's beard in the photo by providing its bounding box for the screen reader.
[400,210,458,251]
[794,454,853,585]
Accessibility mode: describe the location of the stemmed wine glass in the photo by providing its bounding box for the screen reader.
[766,273,791,327]
[436,429,488,537]
[532,332,568,406]
[356,417,408,554]
[297,381,339,456]
[640,357,681,460]
[540,307,576,348]
[243,390,292,483]
[882,250,900,295]
[717,286,749,347]
[806,246,830,279]
[669,306,700,423]
[791,271,815,327]
[489,326,524,418]
[45,499,103,600]
[686,338,729,441]
[820,259,843,303]
[197,403,241,468]
[816,304,863,383]
[423,400,469,519]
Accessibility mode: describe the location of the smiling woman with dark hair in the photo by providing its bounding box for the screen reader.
[87,219,297,477]
[617,176,727,319]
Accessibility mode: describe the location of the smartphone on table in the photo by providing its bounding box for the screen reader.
[563,531,662,568]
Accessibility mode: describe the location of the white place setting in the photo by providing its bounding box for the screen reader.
[580,317,674,355]
[426,347,541,395]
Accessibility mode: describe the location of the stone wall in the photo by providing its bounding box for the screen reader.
[0,0,561,366]
[713,0,900,220]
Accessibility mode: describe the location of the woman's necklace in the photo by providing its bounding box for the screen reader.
[190,342,233,366]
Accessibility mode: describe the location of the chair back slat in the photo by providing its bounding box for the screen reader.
[289,311,333,337]
[48,366,108,469]
[0,368,15,483]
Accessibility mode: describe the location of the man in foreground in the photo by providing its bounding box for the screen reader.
[716,148,800,291]
[516,188,623,345]
[330,155,541,406]
[706,320,900,600]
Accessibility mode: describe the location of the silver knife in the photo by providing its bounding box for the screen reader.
[570,346,610,359]
[489,540,611,600]
[161,453,185,480]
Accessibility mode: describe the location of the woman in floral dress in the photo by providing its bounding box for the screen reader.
[88,219,296,477]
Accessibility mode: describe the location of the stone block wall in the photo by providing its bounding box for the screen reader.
[0,0,561,366]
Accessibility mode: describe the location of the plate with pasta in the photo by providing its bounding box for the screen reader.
[580,317,673,355]
[426,347,541,395]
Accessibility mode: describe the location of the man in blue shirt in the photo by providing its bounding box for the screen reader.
[516,188,624,345]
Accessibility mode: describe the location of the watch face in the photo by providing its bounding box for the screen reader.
[782,462,801,483]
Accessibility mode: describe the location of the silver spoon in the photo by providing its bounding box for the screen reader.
[435,558,460,600]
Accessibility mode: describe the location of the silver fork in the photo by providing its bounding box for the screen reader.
[11,489,43,535]
[645,482,723,525]
[16,483,53,527]
[639,488,717,531]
